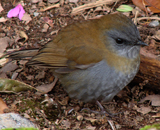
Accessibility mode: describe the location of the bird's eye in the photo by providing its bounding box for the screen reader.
[116,38,124,44]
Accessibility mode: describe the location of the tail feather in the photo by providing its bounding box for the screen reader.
[7,49,39,60]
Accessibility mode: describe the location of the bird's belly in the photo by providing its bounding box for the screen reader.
[60,59,140,102]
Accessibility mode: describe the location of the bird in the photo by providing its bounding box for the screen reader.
[8,13,147,106]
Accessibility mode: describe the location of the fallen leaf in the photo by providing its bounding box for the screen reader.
[0,73,8,78]
[26,75,34,80]
[36,78,58,94]
[35,70,45,79]
[0,58,8,66]
[0,37,10,57]
[0,62,18,73]
[61,119,71,129]
[77,114,83,121]
[0,98,8,114]
[69,0,79,3]
[19,31,28,42]
[152,113,160,118]
[85,117,98,124]
[43,17,53,27]
[0,17,8,22]
[139,95,160,106]
[0,78,35,92]
[31,0,41,3]
[153,30,160,41]
[21,13,32,24]
[116,4,133,12]
[136,106,151,114]
[0,3,4,13]
[48,0,59,3]
[85,125,96,130]
[132,0,160,13]
[41,23,49,32]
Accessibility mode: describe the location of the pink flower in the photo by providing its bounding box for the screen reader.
[7,4,25,20]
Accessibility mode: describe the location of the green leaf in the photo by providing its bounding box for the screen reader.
[0,78,35,93]
[140,124,160,130]
[116,5,133,12]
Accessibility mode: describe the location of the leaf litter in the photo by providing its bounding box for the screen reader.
[0,0,160,129]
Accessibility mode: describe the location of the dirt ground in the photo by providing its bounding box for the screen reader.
[1,0,160,129]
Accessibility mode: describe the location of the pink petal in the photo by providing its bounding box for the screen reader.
[7,5,20,18]
[18,5,25,20]
[7,4,25,20]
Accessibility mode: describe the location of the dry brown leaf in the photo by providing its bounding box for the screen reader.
[69,0,79,3]
[36,83,54,94]
[152,113,160,117]
[35,70,45,79]
[0,98,8,114]
[0,17,8,22]
[41,23,49,32]
[139,95,160,106]
[26,75,34,80]
[0,58,7,66]
[77,114,83,121]
[136,106,151,114]
[43,17,54,27]
[19,31,28,42]
[132,0,160,13]
[0,73,8,78]
[61,119,71,129]
[0,37,10,57]
[85,125,96,130]
[140,48,157,59]
[48,0,59,3]
[153,30,160,41]
[0,3,4,13]
[0,62,18,73]
[85,117,98,124]
[21,13,32,24]
[36,78,58,94]
[31,0,41,3]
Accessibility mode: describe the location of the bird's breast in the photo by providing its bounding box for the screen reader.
[59,56,140,102]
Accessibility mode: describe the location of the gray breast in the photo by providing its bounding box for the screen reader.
[60,59,140,102]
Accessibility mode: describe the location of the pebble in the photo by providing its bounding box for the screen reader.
[0,113,38,129]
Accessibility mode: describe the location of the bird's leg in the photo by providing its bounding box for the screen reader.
[96,100,116,116]
[81,100,121,117]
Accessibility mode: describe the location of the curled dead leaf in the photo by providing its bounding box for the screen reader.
[139,95,160,106]
[19,31,28,42]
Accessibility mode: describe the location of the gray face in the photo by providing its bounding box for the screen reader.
[99,13,143,59]
[104,25,142,59]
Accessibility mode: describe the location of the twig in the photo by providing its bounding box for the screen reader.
[108,120,116,130]
[40,3,60,12]
[133,17,160,23]
[71,0,120,15]
[133,10,139,25]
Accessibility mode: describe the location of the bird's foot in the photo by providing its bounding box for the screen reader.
[81,108,120,117]
[81,100,122,117]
